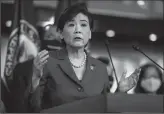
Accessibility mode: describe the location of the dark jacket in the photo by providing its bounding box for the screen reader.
[29,49,110,112]
[0,99,6,113]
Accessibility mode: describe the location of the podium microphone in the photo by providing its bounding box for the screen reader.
[104,40,119,86]
[132,45,164,70]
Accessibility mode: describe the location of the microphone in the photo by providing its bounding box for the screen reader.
[132,45,164,70]
[132,45,140,51]
[104,40,119,86]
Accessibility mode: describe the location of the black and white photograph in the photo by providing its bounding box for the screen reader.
[1,0,164,113]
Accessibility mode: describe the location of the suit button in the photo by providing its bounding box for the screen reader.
[77,87,84,92]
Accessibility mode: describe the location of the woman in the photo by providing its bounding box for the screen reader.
[134,63,164,94]
[29,3,140,112]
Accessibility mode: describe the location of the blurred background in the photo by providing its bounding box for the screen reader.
[1,0,164,93]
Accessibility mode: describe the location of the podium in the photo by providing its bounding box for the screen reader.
[41,94,106,113]
[41,93,164,113]
[106,93,163,113]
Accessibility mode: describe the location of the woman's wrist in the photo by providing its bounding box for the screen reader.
[31,77,40,93]
[116,85,128,93]
[31,68,42,93]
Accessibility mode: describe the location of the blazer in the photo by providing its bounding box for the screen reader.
[29,49,110,112]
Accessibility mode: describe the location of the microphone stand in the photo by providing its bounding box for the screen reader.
[132,45,164,71]
[104,40,119,86]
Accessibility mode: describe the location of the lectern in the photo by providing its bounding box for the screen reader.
[41,94,106,113]
[106,93,163,113]
[41,93,164,113]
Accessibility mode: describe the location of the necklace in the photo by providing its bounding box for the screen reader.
[69,52,87,68]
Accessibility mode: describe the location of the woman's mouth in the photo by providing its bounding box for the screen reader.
[74,37,82,40]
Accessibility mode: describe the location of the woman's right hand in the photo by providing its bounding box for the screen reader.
[33,49,49,76]
[31,49,49,91]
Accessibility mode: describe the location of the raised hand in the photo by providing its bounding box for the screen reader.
[33,49,49,76]
[31,50,49,91]
[118,68,141,92]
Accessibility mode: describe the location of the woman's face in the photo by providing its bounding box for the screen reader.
[141,67,162,93]
[61,13,91,48]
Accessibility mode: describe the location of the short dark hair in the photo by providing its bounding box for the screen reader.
[56,3,93,32]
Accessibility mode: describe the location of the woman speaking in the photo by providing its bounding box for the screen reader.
[29,3,140,112]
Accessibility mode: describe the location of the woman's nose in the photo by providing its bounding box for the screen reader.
[75,24,81,33]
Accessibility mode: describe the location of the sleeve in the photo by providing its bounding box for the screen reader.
[11,60,34,112]
[0,100,6,113]
[28,63,49,113]
[2,59,35,112]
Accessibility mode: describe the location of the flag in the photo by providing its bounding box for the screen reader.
[4,0,40,90]
[2,0,40,112]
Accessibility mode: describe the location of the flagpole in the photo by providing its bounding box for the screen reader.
[17,0,21,46]
[3,0,22,92]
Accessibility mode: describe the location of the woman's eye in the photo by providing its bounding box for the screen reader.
[68,23,75,27]
[81,23,87,27]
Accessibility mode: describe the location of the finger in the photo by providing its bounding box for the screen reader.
[130,74,138,83]
[38,50,49,58]
[38,49,47,55]
[39,51,49,59]
[36,59,48,69]
[39,60,48,73]
[40,54,49,63]
[125,76,137,90]
[136,68,141,81]
[132,68,141,79]
[34,54,49,67]
[134,68,141,74]
[36,51,49,63]
[40,60,48,67]
[130,69,141,84]
[120,69,127,80]
[137,68,141,75]
[131,75,138,84]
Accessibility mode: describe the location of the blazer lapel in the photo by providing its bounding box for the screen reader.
[56,49,82,86]
[82,55,96,84]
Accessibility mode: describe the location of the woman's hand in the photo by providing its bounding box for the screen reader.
[118,68,141,92]
[31,49,49,91]
[33,50,49,76]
